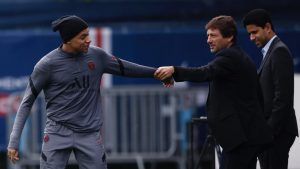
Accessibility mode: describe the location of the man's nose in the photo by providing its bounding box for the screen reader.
[207,37,212,44]
[86,36,91,43]
[250,34,255,41]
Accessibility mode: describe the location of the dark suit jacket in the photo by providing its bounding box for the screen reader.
[173,45,272,152]
[258,37,298,137]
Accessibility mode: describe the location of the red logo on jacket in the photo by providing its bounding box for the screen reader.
[88,62,95,70]
[44,134,49,142]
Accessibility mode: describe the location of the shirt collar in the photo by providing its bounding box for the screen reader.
[261,35,277,59]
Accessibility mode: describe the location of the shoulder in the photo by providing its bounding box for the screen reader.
[270,39,292,60]
[88,45,107,55]
[215,46,245,64]
[214,46,255,70]
[271,37,291,54]
[87,45,113,65]
[34,49,57,71]
[216,45,242,57]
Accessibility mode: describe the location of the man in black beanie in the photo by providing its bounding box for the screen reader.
[51,15,90,54]
[7,15,173,169]
[52,15,88,44]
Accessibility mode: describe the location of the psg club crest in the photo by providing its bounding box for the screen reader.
[88,61,95,70]
[44,134,49,143]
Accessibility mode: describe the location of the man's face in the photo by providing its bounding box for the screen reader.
[207,28,232,53]
[68,28,91,53]
[246,24,269,48]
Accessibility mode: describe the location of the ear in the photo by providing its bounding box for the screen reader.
[227,35,234,43]
[264,23,272,32]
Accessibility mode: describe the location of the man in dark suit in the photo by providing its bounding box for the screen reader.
[243,9,298,169]
[155,15,272,169]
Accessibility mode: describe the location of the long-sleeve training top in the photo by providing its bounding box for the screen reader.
[8,45,156,149]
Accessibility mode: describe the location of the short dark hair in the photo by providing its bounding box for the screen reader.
[205,15,237,44]
[242,9,275,31]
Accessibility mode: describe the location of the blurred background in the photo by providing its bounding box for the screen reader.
[0,0,299,169]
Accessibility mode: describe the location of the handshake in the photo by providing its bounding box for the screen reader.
[154,66,175,87]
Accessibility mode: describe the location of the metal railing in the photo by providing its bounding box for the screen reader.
[6,85,208,169]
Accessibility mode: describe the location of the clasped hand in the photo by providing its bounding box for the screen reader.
[154,66,175,87]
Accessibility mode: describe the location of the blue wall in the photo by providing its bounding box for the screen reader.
[0,0,299,29]
[0,31,60,77]
[0,27,299,83]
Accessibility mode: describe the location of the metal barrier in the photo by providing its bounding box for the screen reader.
[6,85,208,169]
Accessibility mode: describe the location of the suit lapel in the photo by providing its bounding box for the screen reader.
[258,37,280,75]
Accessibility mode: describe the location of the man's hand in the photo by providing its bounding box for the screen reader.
[154,66,175,80]
[7,148,19,163]
[162,76,174,88]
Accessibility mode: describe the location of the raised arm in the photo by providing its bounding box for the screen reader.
[104,55,156,78]
[155,55,235,83]
[94,47,156,77]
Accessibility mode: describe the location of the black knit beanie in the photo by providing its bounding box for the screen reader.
[51,15,88,43]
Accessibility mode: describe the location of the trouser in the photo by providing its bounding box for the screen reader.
[40,120,107,169]
[220,144,263,169]
[259,132,296,169]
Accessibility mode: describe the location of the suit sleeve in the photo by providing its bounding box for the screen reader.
[102,51,156,78]
[173,55,235,82]
[269,47,294,135]
[8,61,50,150]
